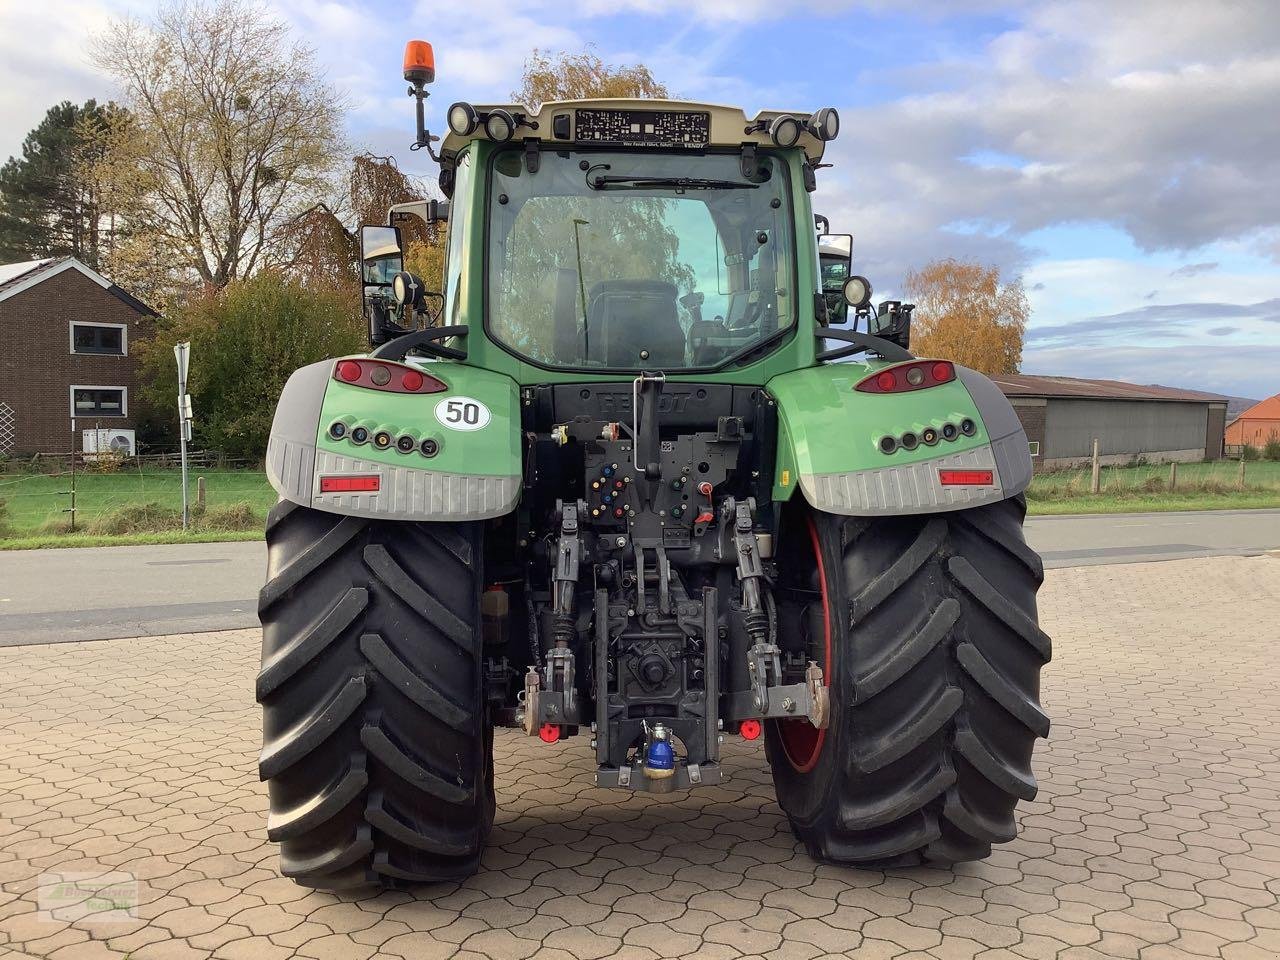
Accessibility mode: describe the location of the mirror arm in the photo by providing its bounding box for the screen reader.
[816,328,914,363]
[371,324,469,361]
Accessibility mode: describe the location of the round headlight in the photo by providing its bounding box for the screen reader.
[769,115,801,148]
[447,102,477,136]
[392,272,412,306]
[484,109,515,143]
[842,275,872,308]
[811,107,840,141]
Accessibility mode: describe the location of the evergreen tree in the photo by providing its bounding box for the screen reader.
[0,100,116,267]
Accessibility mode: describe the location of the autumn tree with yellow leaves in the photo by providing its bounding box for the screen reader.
[902,259,1029,376]
[514,48,669,103]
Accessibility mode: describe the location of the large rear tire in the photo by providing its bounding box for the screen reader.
[256,500,494,889]
[767,495,1050,866]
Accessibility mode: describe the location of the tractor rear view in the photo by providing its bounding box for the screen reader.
[255,39,1050,888]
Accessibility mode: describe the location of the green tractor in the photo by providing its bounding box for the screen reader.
[256,39,1050,889]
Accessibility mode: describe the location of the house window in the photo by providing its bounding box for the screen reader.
[1028,441,1040,457]
[70,322,126,356]
[70,386,127,418]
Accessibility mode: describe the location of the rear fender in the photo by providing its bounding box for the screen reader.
[265,358,521,520]
[768,362,1031,515]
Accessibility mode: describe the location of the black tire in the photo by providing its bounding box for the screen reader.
[766,495,1050,867]
[256,500,494,889]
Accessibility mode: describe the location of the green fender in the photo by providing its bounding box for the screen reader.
[767,361,1032,515]
[265,357,522,520]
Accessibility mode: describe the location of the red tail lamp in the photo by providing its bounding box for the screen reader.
[538,723,561,744]
[939,470,994,486]
[333,359,446,394]
[739,719,762,741]
[320,475,381,493]
[856,360,956,394]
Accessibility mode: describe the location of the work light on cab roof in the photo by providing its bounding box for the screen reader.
[401,39,842,182]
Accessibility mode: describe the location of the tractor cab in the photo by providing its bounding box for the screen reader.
[362,73,858,379]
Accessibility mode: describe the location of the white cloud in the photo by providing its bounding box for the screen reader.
[811,1,1280,288]
[0,1,146,160]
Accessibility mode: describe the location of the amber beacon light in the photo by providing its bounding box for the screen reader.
[403,40,435,85]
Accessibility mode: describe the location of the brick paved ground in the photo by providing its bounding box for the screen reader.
[1,555,1278,960]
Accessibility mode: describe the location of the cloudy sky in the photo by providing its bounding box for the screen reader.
[2,0,1278,397]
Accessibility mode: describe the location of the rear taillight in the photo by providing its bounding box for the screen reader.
[939,470,993,486]
[319,475,381,493]
[856,360,955,393]
[332,359,446,394]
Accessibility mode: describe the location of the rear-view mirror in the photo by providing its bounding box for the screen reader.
[818,233,854,323]
[360,225,403,285]
[361,225,404,346]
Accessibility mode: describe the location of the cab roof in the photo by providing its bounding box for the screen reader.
[440,98,832,163]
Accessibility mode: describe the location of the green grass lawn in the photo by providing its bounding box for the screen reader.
[1026,459,1280,514]
[1,460,1277,548]
[0,468,277,535]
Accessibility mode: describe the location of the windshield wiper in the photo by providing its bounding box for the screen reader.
[588,175,759,193]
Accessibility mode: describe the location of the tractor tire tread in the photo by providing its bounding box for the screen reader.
[257,503,491,890]
[770,496,1049,869]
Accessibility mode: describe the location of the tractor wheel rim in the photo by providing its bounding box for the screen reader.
[778,513,830,773]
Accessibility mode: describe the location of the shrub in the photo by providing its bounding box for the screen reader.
[136,271,365,462]
[87,502,185,535]
[77,500,263,535]
[1241,444,1260,461]
[196,502,260,531]
[1264,434,1280,461]
[0,498,13,538]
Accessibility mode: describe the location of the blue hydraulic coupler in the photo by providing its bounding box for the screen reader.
[644,724,676,782]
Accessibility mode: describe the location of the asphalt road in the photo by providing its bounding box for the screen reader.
[1,508,1277,647]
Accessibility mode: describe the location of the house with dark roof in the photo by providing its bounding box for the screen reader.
[992,374,1228,470]
[0,257,157,456]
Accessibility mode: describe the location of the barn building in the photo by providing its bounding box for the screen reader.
[991,375,1227,470]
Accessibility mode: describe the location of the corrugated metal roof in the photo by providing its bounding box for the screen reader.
[992,374,1227,403]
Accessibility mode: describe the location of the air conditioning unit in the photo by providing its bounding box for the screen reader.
[83,428,136,458]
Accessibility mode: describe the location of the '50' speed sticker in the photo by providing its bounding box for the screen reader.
[434,396,491,431]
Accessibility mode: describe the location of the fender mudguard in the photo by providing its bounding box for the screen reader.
[265,357,521,521]
[768,362,1032,516]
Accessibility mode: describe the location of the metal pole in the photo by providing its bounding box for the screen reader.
[175,343,191,530]
[68,417,77,533]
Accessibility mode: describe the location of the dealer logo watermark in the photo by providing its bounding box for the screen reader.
[38,872,139,922]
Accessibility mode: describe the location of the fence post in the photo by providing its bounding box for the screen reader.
[1168,461,1177,491]
[1238,455,1246,490]
[1090,438,1101,494]
[197,476,207,512]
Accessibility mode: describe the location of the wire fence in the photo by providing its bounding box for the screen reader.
[1028,458,1280,497]
[0,453,272,536]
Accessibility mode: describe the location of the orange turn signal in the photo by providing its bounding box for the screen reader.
[403,40,435,84]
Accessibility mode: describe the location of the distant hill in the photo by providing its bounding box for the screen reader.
[1147,385,1259,420]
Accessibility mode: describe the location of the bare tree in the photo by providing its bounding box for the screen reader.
[287,152,445,297]
[93,0,347,292]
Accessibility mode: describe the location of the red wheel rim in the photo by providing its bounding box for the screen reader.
[778,514,831,773]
